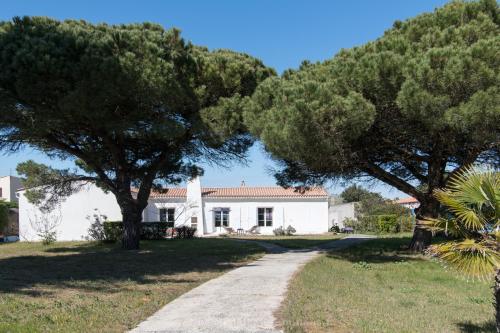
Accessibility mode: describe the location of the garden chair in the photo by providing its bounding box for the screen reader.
[246,225,259,234]
[224,227,236,235]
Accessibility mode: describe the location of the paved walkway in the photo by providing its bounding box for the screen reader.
[130,235,374,333]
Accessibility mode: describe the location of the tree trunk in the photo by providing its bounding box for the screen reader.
[495,268,500,333]
[409,226,432,252]
[409,195,439,252]
[121,204,142,250]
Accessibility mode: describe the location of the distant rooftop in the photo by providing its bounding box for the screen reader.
[148,186,329,199]
[395,197,419,204]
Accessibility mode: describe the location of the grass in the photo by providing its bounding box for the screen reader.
[229,233,344,249]
[280,235,495,333]
[0,239,265,333]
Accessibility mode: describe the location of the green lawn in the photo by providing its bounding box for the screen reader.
[280,236,495,333]
[0,239,264,333]
[229,233,344,249]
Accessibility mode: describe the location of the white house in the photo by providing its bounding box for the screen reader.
[0,176,23,203]
[395,197,420,210]
[18,177,330,241]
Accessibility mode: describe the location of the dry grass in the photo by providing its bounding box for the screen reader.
[229,233,344,249]
[0,239,264,333]
[281,236,495,333]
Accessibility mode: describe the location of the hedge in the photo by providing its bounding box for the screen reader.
[103,221,196,241]
[343,214,415,233]
[377,214,399,233]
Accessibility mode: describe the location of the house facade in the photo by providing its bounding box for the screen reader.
[18,177,330,241]
[0,176,23,203]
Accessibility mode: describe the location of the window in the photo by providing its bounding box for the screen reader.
[191,216,198,229]
[159,208,175,227]
[213,208,229,228]
[258,208,273,227]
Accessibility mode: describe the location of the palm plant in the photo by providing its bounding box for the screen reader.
[424,167,499,331]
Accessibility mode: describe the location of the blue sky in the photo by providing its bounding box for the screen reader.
[0,0,448,197]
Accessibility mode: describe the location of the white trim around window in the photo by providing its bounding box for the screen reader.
[257,207,273,227]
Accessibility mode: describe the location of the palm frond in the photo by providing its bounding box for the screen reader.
[434,188,485,231]
[421,217,464,238]
[428,239,500,281]
[436,167,499,230]
[448,168,490,208]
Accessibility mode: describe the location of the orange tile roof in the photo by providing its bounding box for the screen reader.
[148,186,328,199]
[395,197,419,204]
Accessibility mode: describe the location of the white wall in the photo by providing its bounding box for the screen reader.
[18,183,122,241]
[329,202,357,229]
[0,176,23,203]
[202,198,328,235]
[143,199,193,226]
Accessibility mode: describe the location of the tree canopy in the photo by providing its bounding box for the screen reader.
[244,0,500,249]
[0,17,274,248]
[340,184,381,203]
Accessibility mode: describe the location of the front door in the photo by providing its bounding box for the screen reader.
[213,208,229,232]
[257,207,273,232]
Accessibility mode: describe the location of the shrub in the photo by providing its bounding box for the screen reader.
[0,201,9,234]
[343,213,412,234]
[273,225,296,236]
[103,221,123,242]
[174,226,196,239]
[357,215,379,233]
[398,215,415,232]
[273,226,285,236]
[102,221,174,241]
[28,211,61,245]
[342,217,357,230]
[40,230,57,245]
[329,223,340,233]
[285,225,296,236]
[142,222,170,240]
[377,214,399,233]
[85,211,108,241]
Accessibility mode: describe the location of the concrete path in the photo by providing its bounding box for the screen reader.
[130,235,374,333]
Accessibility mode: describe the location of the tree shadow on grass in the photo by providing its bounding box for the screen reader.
[455,320,496,332]
[0,238,263,296]
[230,235,342,250]
[325,236,428,264]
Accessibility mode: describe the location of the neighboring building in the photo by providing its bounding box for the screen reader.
[328,200,357,230]
[18,177,330,241]
[395,197,420,210]
[0,176,23,203]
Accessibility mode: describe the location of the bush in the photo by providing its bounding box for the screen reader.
[398,215,415,232]
[40,230,57,245]
[343,213,414,234]
[0,202,9,233]
[377,214,399,233]
[273,225,296,236]
[273,226,285,236]
[103,221,123,242]
[342,217,357,229]
[174,226,196,239]
[286,225,296,236]
[142,222,171,240]
[102,221,175,241]
[329,223,340,233]
[357,215,379,233]
[85,211,108,241]
[28,211,61,245]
